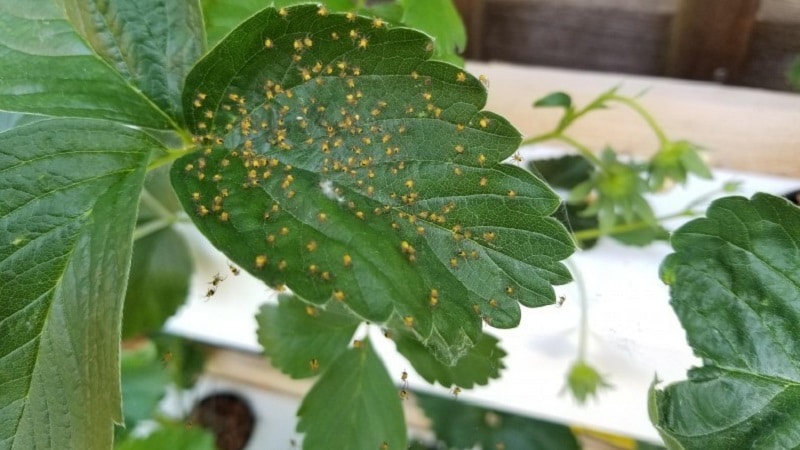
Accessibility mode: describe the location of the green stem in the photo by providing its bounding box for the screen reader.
[133,218,175,241]
[610,96,668,146]
[566,259,589,361]
[557,135,603,167]
[147,148,191,172]
[519,131,558,147]
[139,188,174,221]
[520,131,603,167]
[572,182,734,242]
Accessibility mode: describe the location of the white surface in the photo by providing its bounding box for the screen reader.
[165,150,800,443]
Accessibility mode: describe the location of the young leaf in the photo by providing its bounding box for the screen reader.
[533,92,573,109]
[297,340,406,450]
[59,0,206,125]
[416,392,581,450]
[0,119,159,449]
[651,193,800,449]
[0,0,174,129]
[171,5,574,364]
[393,331,506,388]
[122,227,193,339]
[256,294,360,378]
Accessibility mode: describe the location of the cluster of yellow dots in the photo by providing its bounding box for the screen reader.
[185,7,517,326]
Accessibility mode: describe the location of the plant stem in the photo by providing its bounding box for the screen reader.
[133,189,181,241]
[557,135,603,167]
[571,182,735,242]
[147,147,192,172]
[520,132,603,167]
[566,259,589,362]
[139,188,174,221]
[610,96,668,146]
[133,218,176,241]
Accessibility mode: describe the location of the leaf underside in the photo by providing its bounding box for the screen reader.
[171,5,573,364]
[0,119,157,449]
[652,193,800,449]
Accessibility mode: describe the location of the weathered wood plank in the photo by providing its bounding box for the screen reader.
[665,0,761,82]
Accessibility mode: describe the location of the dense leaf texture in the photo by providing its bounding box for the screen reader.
[172,5,573,364]
[297,341,406,450]
[394,331,505,388]
[256,294,360,378]
[0,0,174,128]
[0,119,156,449]
[59,0,206,125]
[417,392,581,450]
[652,193,800,449]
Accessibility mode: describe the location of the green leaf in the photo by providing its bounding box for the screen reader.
[533,92,573,109]
[116,424,216,450]
[563,360,612,404]
[652,193,800,449]
[0,0,175,129]
[202,0,266,48]
[648,140,711,191]
[0,119,158,449]
[530,155,594,190]
[122,227,193,339]
[153,334,206,389]
[256,294,360,378]
[171,5,573,365]
[393,331,506,388]
[202,0,357,48]
[119,340,170,434]
[297,340,406,450]
[416,392,581,450]
[399,0,467,65]
[59,0,206,125]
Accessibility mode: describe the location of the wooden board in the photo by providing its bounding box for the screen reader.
[468,62,800,177]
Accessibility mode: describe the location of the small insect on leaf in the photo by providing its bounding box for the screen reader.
[557,295,567,307]
[210,272,226,287]
[399,389,408,400]
[451,386,462,397]
[309,358,319,371]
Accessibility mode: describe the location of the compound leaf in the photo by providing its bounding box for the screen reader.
[0,0,175,129]
[417,392,581,450]
[297,340,406,450]
[393,331,505,388]
[651,193,800,449]
[59,0,205,125]
[0,119,158,449]
[256,294,360,378]
[172,5,573,365]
